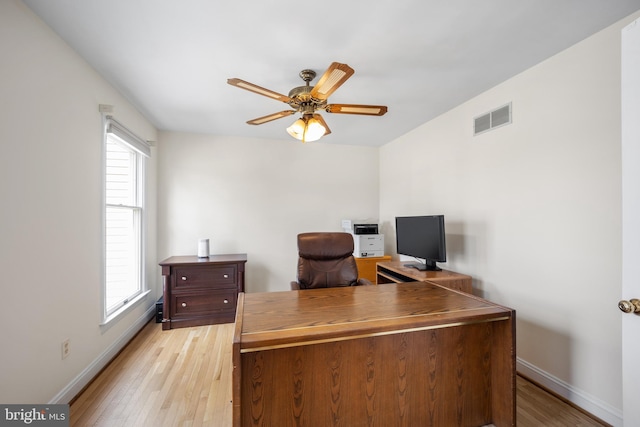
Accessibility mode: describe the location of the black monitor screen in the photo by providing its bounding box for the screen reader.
[395,215,446,271]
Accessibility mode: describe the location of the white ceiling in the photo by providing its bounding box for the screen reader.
[24,0,640,147]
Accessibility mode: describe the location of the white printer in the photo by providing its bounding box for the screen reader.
[353,234,384,257]
[342,219,384,258]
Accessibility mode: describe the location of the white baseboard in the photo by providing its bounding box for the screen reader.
[517,357,622,427]
[49,306,156,404]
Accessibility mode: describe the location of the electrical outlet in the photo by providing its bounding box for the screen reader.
[62,339,70,359]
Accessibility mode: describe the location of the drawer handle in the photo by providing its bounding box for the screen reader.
[181,302,187,307]
[223,299,229,304]
[223,274,229,278]
[181,276,187,281]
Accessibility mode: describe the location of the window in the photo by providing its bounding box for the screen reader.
[104,118,150,321]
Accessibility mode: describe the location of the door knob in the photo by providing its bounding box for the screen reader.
[618,298,640,314]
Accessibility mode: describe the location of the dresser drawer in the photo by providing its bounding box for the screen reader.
[172,265,237,289]
[171,289,237,317]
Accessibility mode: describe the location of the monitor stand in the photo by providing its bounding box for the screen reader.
[403,261,441,271]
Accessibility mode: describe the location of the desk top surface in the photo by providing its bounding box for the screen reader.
[235,282,513,352]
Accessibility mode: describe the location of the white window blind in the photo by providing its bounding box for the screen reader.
[106,118,151,157]
[104,117,149,319]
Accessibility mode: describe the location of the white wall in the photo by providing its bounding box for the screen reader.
[157,132,379,293]
[0,0,158,404]
[380,11,640,426]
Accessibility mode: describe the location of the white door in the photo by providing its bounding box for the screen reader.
[621,18,640,427]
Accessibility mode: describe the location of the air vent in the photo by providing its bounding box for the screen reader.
[474,103,512,136]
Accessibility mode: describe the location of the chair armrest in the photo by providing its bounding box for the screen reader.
[357,278,374,286]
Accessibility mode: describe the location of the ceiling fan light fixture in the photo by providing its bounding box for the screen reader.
[228,62,385,140]
[286,114,326,142]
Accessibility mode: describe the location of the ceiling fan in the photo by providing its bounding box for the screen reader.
[227,62,388,142]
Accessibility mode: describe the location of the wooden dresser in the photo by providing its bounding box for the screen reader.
[376,260,472,293]
[159,254,246,330]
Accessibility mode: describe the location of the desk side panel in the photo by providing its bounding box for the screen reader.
[232,293,245,427]
[491,311,516,426]
[239,321,507,426]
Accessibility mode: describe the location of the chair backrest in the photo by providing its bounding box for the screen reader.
[295,232,359,289]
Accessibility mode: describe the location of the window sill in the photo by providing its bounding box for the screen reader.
[100,290,151,328]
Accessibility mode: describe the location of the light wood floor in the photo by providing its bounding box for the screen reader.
[70,320,609,427]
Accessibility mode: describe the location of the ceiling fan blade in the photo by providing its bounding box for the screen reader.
[314,114,332,136]
[246,110,295,125]
[227,78,291,103]
[309,62,355,101]
[325,104,388,116]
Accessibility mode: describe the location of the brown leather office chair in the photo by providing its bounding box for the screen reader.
[291,232,373,290]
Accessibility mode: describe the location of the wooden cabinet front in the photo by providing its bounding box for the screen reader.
[170,289,237,317]
[160,254,246,330]
[172,265,238,290]
[355,255,391,282]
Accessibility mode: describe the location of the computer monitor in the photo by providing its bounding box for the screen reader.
[395,215,446,271]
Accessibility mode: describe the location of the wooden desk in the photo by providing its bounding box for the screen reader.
[377,260,473,293]
[232,283,515,426]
